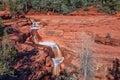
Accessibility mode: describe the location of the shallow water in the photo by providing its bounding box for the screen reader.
[52,57,64,75]
[38,42,62,57]
[38,42,64,75]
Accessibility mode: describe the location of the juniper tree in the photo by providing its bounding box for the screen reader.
[106,58,120,80]
[0,28,17,77]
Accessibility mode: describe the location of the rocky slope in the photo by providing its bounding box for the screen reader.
[0,6,120,80]
[0,15,56,80]
[26,7,120,80]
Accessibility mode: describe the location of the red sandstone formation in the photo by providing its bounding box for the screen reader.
[0,6,120,80]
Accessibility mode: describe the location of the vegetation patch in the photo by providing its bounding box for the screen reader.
[0,28,17,79]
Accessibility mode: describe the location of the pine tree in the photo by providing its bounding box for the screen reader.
[0,28,17,77]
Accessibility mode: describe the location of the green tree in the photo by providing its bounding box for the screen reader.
[4,0,21,18]
[0,28,17,77]
[0,17,2,26]
[30,0,83,14]
[0,0,5,11]
[106,58,120,80]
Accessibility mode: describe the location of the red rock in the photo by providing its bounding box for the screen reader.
[95,36,106,44]
[110,38,120,46]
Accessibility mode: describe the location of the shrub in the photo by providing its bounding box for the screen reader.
[0,0,5,11]
[104,6,111,14]
[0,17,2,26]
[2,0,120,15]
[98,6,110,13]
[0,28,17,77]
[56,69,78,80]
[83,6,90,11]
[61,4,70,14]
[31,0,48,12]
[99,0,118,14]
[30,0,82,14]
[106,58,120,80]
[115,2,120,11]
[4,0,23,18]
[105,33,111,39]
[4,0,17,12]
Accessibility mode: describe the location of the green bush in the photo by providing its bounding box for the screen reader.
[2,0,120,14]
[83,6,90,11]
[56,69,78,80]
[105,33,111,39]
[0,7,4,11]
[0,17,2,26]
[115,3,120,11]
[4,0,25,18]
[106,58,120,80]
[61,4,70,14]
[103,6,111,14]
[0,28,17,76]
[30,0,82,14]
[4,0,17,12]
[98,0,118,14]
[0,1,4,11]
